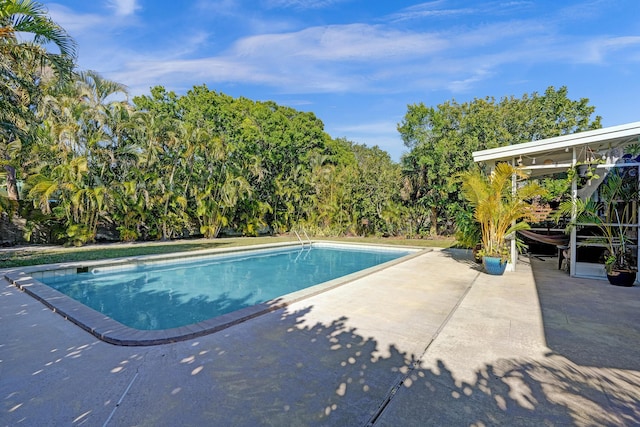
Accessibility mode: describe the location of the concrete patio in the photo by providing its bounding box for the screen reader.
[1,248,639,426]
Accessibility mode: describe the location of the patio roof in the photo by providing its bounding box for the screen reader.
[472,120,640,279]
[472,121,640,177]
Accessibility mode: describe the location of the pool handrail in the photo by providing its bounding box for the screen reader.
[302,229,312,245]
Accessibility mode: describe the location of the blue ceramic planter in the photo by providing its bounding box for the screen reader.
[483,256,507,275]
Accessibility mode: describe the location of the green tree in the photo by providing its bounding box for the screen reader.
[398,86,601,237]
[175,86,254,237]
[1,0,76,203]
[399,101,469,236]
[27,71,128,244]
[339,141,402,236]
[28,156,110,245]
[130,108,189,240]
[176,86,335,235]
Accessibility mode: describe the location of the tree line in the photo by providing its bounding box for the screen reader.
[1,0,602,246]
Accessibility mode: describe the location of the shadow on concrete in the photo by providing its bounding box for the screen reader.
[376,354,640,426]
[440,248,483,270]
[529,257,640,371]
[3,254,640,426]
[102,302,638,426]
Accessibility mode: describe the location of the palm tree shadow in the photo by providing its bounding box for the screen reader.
[4,286,639,426]
[441,247,483,270]
[159,302,639,426]
[376,355,639,426]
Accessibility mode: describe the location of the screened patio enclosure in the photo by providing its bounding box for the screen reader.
[472,121,640,280]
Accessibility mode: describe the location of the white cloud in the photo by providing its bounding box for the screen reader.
[448,68,494,93]
[105,19,557,96]
[195,0,242,15]
[60,0,639,106]
[174,31,213,57]
[264,0,351,10]
[388,1,475,22]
[233,24,447,62]
[47,3,143,76]
[329,120,408,161]
[556,0,609,22]
[111,54,361,95]
[581,36,640,64]
[48,4,106,35]
[109,23,451,94]
[334,120,400,135]
[107,0,140,17]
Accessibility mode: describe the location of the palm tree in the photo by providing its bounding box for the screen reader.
[0,0,76,75]
[460,163,544,262]
[27,71,129,244]
[1,0,76,201]
[28,156,100,245]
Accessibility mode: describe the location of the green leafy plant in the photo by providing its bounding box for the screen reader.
[460,163,545,262]
[454,208,481,249]
[555,171,638,274]
[538,177,570,205]
[567,159,606,183]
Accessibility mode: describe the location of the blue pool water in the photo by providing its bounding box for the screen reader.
[40,245,411,330]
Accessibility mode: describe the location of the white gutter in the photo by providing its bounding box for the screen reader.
[473,121,640,162]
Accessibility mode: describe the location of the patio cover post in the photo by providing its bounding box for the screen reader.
[471,121,640,279]
[509,158,517,271]
[637,163,640,277]
[570,147,578,276]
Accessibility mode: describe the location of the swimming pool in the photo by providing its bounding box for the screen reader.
[5,242,421,345]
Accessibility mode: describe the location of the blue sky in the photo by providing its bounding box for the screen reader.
[45,0,640,161]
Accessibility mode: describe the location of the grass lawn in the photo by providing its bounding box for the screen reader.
[0,236,457,268]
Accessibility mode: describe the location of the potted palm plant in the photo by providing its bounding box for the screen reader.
[461,163,544,275]
[555,170,638,286]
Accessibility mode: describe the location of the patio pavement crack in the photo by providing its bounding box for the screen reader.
[102,370,140,427]
[364,270,482,426]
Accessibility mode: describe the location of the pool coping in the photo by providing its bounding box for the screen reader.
[3,241,429,346]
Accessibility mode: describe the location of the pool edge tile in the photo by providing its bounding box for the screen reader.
[3,243,428,346]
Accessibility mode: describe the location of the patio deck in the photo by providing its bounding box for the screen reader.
[1,248,638,426]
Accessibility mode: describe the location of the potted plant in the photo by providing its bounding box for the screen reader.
[567,159,606,185]
[533,177,570,212]
[460,163,545,275]
[555,170,638,286]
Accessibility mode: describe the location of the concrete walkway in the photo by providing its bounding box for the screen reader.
[1,249,639,426]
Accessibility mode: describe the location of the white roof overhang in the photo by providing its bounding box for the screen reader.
[472,121,640,177]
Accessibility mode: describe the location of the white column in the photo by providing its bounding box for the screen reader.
[508,158,517,272]
[637,163,639,283]
[570,147,578,276]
